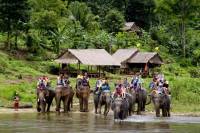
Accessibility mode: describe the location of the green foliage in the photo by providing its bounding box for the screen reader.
[68,1,99,31]
[103,9,125,34]
[125,0,157,29]
[0,0,30,49]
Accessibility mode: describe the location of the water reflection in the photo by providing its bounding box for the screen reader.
[0,113,199,133]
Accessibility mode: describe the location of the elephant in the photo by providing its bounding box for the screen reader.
[55,85,74,113]
[76,79,90,112]
[97,91,111,116]
[37,89,55,113]
[127,87,147,115]
[146,90,171,117]
[111,97,129,120]
[135,88,147,114]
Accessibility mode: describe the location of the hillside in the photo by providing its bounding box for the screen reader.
[0,50,200,113]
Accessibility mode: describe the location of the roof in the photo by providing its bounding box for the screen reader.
[55,49,120,66]
[122,22,140,32]
[112,48,139,63]
[127,52,163,64]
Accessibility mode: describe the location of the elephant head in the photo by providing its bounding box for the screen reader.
[112,97,128,120]
[37,89,48,113]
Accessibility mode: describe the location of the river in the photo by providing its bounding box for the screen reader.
[0,113,200,133]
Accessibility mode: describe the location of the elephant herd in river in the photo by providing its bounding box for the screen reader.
[37,80,171,120]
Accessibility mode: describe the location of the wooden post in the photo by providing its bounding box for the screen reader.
[98,66,101,77]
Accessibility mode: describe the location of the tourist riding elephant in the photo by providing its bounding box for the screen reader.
[111,97,129,120]
[37,89,55,113]
[98,90,111,116]
[55,85,73,112]
[146,90,171,117]
[76,79,90,112]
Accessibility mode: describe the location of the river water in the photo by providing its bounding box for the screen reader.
[0,113,200,133]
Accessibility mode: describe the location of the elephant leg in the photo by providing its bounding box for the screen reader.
[84,98,89,112]
[99,103,102,114]
[142,99,146,111]
[37,102,41,112]
[137,102,141,115]
[167,109,171,117]
[129,104,132,116]
[132,102,135,114]
[47,98,53,112]
[156,108,160,117]
[79,98,83,112]
[95,102,98,114]
[70,97,73,109]
[64,97,69,113]
[162,108,165,117]
[56,95,61,112]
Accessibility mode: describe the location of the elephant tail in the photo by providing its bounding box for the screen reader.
[146,95,152,105]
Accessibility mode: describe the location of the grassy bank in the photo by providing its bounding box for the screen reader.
[0,50,200,113]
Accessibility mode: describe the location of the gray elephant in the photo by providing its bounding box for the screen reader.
[135,88,147,114]
[76,79,90,112]
[55,85,74,113]
[146,90,171,117]
[127,87,147,114]
[98,91,111,116]
[37,89,55,113]
[111,97,129,120]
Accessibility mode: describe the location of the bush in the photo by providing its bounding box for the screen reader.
[189,68,200,78]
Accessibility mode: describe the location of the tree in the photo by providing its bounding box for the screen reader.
[125,0,157,29]
[155,0,200,57]
[103,9,125,34]
[0,0,30,49]
[68,1,99,31]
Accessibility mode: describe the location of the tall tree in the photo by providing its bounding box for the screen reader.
[68,1,99,31]
[155,0,200,57]
[125,0,157,29]
[103,9,125,34]
[0,0,29,50]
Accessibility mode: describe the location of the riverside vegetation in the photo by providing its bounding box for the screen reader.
[0,0,199,113]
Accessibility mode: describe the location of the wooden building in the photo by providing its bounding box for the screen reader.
[55,49,120,77]
[112,49,163,75]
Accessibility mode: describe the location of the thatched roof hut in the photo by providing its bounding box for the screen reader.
[55,49,120,66]
[122,22,141,33]
[112,49,163,74]
[127,52,163,65]
[112,48,139,68]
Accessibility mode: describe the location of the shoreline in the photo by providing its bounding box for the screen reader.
[0,107,200,117]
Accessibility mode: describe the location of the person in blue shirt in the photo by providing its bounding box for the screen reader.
[101,78,110,92]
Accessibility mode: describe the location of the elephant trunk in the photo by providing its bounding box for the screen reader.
[114,107,120,119]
